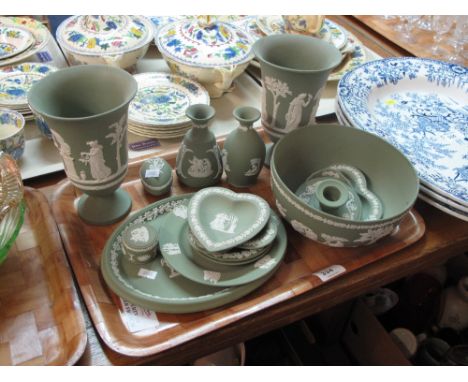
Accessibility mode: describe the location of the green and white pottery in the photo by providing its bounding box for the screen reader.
[238,210,280,250]
[160,207,286,287]
[100,193,275,313]
[222,106,265,188]
[176,104,223,189]
[140,157,173,196]
[122,222,158,264]
[187,187,270,252]
[271,124,419,247]
[28,65,138,225]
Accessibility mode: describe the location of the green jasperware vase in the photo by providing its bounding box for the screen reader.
[176,104,223,189]
[222,106,265,188]
[28,65,137,225]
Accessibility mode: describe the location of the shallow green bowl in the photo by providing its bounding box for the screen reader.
[270,124,419,247]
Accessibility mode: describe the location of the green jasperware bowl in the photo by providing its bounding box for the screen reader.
[270,124,419,247]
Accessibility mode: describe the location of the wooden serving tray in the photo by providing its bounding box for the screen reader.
[51,144,425,358]
[0,188,87,365]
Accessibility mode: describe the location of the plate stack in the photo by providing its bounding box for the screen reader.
[0,17,51,68]
[336,57,468,221]
[0,62,57,121]
[128,72,210,140]
[159,187,287,288]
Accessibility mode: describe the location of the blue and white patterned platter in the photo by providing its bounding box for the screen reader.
[129,72,209,127]
[338,58,468,207]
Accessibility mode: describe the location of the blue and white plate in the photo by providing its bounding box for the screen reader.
[338,57,468,207]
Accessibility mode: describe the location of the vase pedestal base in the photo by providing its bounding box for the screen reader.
[77,189,132,226]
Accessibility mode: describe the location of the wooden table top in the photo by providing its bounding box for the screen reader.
[23,16,468,366]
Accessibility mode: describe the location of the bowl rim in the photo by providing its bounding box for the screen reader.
[270,124,420,225]
[0,108,25,139]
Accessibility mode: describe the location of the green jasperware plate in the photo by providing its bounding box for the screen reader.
[100,194,275,314]
[160,207,287,287]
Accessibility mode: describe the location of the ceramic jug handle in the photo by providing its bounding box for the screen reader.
[102,54,124,67]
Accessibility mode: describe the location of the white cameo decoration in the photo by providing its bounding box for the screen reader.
[130,226,149,243]
[284,93,313,132]
[173,204,188,220]
[160,258,180,278]
[51,131,79,180]
[254,255,277,269]
[353,225,396,245]
[136,254,152,262]
[106,114,126,171]
[203,270,221,284]
[148,157,165,173]
[244,158,262,176]
[187,156,213,178]
[263,75,292,128]
[161,243,181,256]
[221,148,230,172]
[209,213,238,234]
[321,233,349,247]
[79,140,112,181]
[291,219,318,240]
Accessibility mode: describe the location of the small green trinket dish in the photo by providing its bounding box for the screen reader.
[122,223,158,264]
[140,157,173,196]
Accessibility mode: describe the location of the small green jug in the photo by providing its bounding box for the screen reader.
[176,104,223,188]
[222,106,265,188]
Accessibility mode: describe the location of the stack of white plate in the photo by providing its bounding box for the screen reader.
[0,62,57,121]
[336,57,468,221]
[128,72,210,140]
[0,16,51,68]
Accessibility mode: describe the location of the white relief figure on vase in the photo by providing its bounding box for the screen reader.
[210,213,238,234]
[245,158,262,176]
[79,140,112,181]
[130,226,149,243]
[221,148,231,172]
[263,76,292,128]
[187,156,213,178]
[51,131,80,180]
[284,93,312,132]
[106,114,126,171]
[306,88,324,126]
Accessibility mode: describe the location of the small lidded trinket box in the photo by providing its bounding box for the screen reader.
[140,157,173,196]
[122,223,158,264]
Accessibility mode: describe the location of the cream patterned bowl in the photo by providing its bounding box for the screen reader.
[270,124,419,247]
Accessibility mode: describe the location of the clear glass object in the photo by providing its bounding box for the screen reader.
[431,16,455,57]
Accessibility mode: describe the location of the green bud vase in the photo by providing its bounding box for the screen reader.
[28,65,137,225]
[176,104,223,189]
[222,106,265,188]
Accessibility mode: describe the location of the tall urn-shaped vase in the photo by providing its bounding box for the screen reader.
[223,106,265,187]
[28,65,137,225]
[176,104,223,189]
[252,34,341,165]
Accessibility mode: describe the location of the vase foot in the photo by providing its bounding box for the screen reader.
[264,142,275,168]
[77,189,132,226]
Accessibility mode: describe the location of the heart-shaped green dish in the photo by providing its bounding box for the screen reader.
[187,187,271,252]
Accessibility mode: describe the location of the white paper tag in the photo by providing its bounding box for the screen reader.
[313,265,346,282]
[119,298,159,333]
[138,268,157,280]
[145,169,160,178]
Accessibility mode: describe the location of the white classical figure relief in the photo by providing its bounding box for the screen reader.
[254,255,276,269]
[161,243,181,256]
[79,140,112,181]
[209,213,238,234]
[306,89,323,126]
[291,219,318,241]
[353,225,395,244]
[221,149,230,172]
[284,93,312,132]
[321,233,348,247]
[244,158,262,176]
[203,270,221,284]
[148,157,165,173]
[263,76,292,128]
[172,205,188,220]
[187,156,213,178]
[106,114,126,171]
[130,226,149,243]
[160,258,180,278]
[51,131,79,180]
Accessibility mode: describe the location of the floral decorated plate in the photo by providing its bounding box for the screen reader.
[156,19,254,68]
[236,16,265,42]
[56,15,153,56]
[0,63,57,107]
[0,26,35,60]
[0,17,50,67]
[328,33,366,82]
[100,194,275,313]
[129,72,209,127]
[338,57,468,206]
[159,205,286,287]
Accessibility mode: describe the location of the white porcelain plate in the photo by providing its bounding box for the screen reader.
[338,58,468,207]
[0,26,34,60]
[129,72,209,127]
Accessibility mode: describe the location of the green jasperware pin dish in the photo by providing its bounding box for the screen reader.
[160,204,286,287]
[187,187,271,253]
[100,194,276,313]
